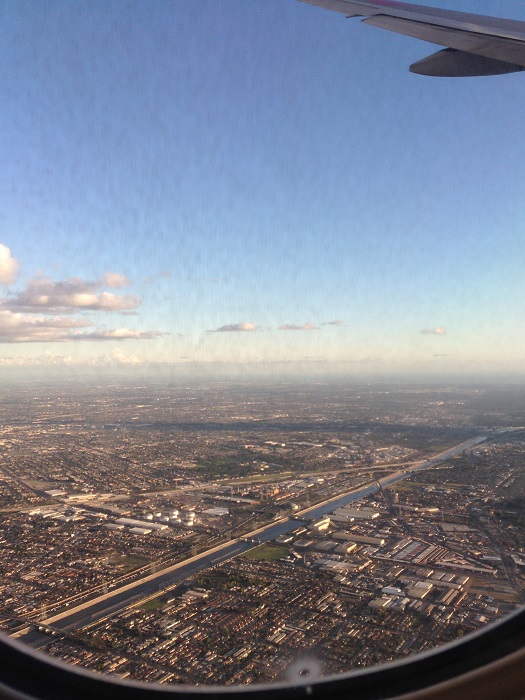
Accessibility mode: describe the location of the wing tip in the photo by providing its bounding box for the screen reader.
[410,48,525,76]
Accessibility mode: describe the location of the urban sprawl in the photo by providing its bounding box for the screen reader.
[0,380,524,685]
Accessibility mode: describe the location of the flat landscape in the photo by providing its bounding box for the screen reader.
[0,379,524,684]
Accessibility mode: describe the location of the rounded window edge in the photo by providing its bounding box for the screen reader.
[0,605,524,700]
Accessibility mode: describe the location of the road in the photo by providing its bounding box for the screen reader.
[16,434,486,647]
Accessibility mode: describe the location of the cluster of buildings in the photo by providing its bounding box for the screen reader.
[35,464,525,685]
[0,381,524,686]
[0,506,194,620]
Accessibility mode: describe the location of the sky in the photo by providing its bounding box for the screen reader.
[1,0,525,381]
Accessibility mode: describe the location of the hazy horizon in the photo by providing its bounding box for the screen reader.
[2,363,525,388]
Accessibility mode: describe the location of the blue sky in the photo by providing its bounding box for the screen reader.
[1,0,525,379]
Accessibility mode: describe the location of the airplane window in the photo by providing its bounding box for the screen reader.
[1,0,525,697]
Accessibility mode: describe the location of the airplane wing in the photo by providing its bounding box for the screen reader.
[298,0,525,76]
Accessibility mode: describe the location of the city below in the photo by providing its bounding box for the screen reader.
[0,379,524,686]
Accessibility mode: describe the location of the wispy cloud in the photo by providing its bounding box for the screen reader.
[0,310,90,343]
[103,272,130,288]
[0,311,161,344]
[0,352,73,367]
[322,320,345,326]
[209,322,258,333]
[278,322,318,331]
[109,348,140,364]
[3,276,141,314]
[145,271,172,285]
[77,328,162,340]
[420,326,446,336]
[0,244,19,285]
[0,349,147,367]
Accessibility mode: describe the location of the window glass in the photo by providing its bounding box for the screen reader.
[1,0,524,687]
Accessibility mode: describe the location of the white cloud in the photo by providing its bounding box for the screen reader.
[110,348,140,364]
[4,276,140,313]
[0,352,73,367]
[0,310,161,343]
[0,349,145,367]
[0,245,19,285]
[0,262,164,344]
[0,310,90,343]
[209,322,258,333]
[322,320,345,326]
[103,272,130,288]
[420,327,446,336]
[278,322,318,331]
[78,328,162,340]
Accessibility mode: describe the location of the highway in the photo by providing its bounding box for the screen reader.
[16,434,486,647]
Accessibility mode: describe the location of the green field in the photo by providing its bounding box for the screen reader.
[119,554,150,572]
[243,544,289,562]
